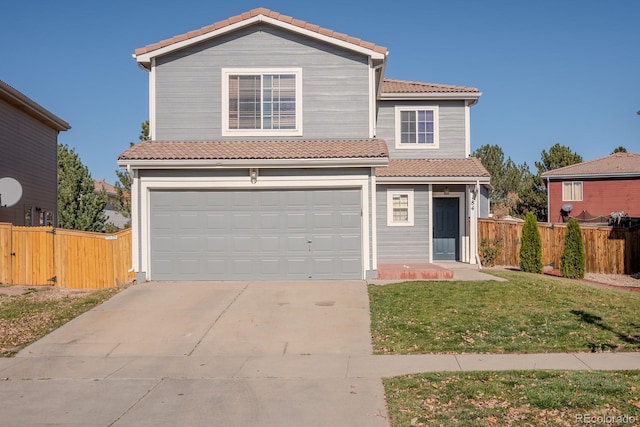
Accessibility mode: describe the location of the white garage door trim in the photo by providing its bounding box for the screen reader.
[136,174,371,280]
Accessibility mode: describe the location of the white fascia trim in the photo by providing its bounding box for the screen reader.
[130,173,140,273]
[464,101,471,157]
[380,92,482,103]
[544,173,640,180]
[135,15,385,67]
[262,16,386,59]
[369,58,375,138]
[118,157,389,169]
[377,176,490,184]
[139,175,371,280]
[149,58,156,140]
[427,184,433,263]
[371,169,377,270]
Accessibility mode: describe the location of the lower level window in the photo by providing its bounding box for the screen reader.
[387,190,414,226]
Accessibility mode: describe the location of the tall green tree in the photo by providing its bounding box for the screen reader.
[58,144,107,231]
[517,144,583,221]
[113,121,149,228]
[560,218,586,279]
[612,146,627,154]
[473,144,531,206]
[519,212,543,274]
[535,143,583,176]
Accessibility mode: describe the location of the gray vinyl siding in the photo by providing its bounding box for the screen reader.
[154,24,371,141]
[376,184,430,263]
[376,100,467,159]
[0,98,58,226]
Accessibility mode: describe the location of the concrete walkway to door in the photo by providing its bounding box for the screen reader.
[0,280,639,426]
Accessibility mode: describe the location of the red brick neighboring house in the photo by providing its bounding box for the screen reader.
[542,152,640,223]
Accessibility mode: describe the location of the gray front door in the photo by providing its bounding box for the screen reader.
[433,197,459,260]
[149,189,362,280]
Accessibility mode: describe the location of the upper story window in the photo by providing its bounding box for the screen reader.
[395,106,439,149]
[222,68,303,136]
[562,181,583,201]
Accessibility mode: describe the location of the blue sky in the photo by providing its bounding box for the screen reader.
[2,0,638,183]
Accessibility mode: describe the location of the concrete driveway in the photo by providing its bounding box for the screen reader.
[0,281,389,426]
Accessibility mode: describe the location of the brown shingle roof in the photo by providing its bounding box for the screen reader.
[376,158,490,178]
[381,79,479,94]
[134,7,387,57]
[541,152,640,178]
[118,139,389,161]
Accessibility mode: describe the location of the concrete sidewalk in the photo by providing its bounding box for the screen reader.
[1,352,638,426]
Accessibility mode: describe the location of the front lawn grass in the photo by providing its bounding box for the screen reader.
[369,270,640,354]
[0,287,120,356]
[384,370,640,426]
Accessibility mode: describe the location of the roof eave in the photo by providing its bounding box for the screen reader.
[0,84,71,131]
[379,92,482,104]
[376,176,491,183]
[118,157,389,169]
[543,172,640,180]
[134,14,387,68]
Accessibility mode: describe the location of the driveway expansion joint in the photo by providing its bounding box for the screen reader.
[186,282,249,357]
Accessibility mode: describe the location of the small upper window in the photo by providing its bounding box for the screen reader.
[387,190,414,226]
[562,181,583,201]
[222,68,302,136]
[395,106,439,149]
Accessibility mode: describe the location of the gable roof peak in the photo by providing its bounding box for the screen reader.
[134,8,388,65]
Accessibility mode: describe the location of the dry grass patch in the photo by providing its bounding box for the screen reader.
[384,370,640,426]
[0,286,120,356]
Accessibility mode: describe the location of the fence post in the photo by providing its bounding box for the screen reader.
[0,223,12,284]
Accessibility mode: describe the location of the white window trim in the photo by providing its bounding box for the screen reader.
[562,181,583,201]
[387,189,414,226]
[394,105,439,150]
[221,67,303,137]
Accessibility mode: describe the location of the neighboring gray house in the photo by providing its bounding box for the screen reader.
[0,80,70,226]
[118,8,491,281]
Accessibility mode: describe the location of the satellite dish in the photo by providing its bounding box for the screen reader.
[561,204,573,213]
[0,177,23,207]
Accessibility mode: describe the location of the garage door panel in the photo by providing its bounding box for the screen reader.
[259,213,280,230]
[232,236,254,253]
[340,235,361,251]
[286,235,308,252]
[232,213,254,230]
[285,212,307,230]
[149,188,362,280]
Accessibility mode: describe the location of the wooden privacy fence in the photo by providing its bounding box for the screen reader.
[478,218,640,275]
[0,223,135,289]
